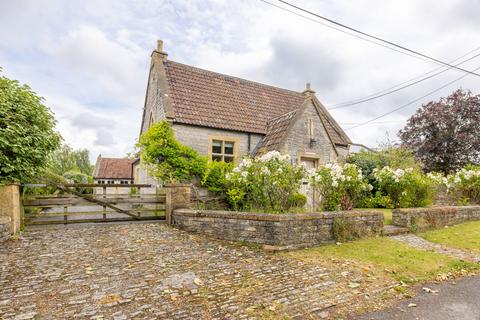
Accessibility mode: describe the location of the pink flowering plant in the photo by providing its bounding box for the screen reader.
[310,163,372,211]
[225,151,306,212]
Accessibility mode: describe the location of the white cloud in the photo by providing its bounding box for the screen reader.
[1,0,480,163]
[94,129,115,146]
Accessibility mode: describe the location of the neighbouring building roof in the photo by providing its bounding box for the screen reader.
[163,60,351,146]
[93,157,133,179]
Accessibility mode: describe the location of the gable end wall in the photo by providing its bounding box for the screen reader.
[141,63,168,135]
[280,101,338,164]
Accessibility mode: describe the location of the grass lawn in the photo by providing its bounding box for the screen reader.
[355,208,393,225]
[420,221,480,253]
[284,237,476,283]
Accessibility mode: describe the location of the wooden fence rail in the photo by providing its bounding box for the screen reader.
[22,183,166,225]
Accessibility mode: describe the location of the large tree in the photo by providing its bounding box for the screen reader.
[0,72,61,183]
[399,89,480,173]
[49,144,92,176]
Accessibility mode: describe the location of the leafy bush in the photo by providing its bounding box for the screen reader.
[347,146,421,185]
[357,191,394,209]
[0,72,61,183]
[201,161,234,194]
[137,121,207,183]
[288,192,307,208]
[347,151,387,180]
[310,163,372,211]
[225,151,306,213]
[372,167,435,208]
[63,170,89,184]
[447,165,480,204]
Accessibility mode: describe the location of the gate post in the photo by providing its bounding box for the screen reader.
[164,183,191,225]
[0,184,22,236]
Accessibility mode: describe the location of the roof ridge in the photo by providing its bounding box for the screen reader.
[267,109,299,124]
[167,60,305,96]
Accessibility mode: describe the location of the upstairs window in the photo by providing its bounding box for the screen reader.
[210,139,236,163]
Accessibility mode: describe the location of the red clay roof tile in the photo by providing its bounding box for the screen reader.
[93,157,133,179]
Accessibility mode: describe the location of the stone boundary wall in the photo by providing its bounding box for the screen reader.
[0,184,22,240]
[172,209,383,250]
[393,206,480,231]
[0,217,11,242]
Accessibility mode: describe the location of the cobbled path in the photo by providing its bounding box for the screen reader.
[391,234,480,263]
[0,222,392,319]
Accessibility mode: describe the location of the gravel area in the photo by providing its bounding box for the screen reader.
[0,222,393,319]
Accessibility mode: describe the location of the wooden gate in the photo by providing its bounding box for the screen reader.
[22,184,165,225]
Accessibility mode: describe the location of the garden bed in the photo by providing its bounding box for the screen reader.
[172,209,383,250]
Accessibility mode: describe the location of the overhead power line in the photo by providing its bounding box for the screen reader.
[328,50,480,110]
[345,64,480,131]
[328,46,480,108]
[258,0,435,64]
[267,0,480,77]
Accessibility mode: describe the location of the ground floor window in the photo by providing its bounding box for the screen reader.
[210,138,237,162]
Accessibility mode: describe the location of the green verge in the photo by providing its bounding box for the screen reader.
[420,221,480,253]
[285,237,476,283]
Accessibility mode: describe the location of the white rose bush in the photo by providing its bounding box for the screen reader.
[225,151,306,212]
[211,150,480,213]
[310,163,372,211]
[445,166,480,204]
[371,166,435,208]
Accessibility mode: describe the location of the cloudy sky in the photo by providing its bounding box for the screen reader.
[1,0,479,162]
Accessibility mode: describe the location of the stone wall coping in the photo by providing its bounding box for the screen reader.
[174,209,383,221]
[0,216,11,224]
[393,205,480,213]
[164,183,192,188]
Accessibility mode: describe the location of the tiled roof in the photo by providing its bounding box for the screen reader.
[256,110,298,153]
[163,60,350,145]
[93,157,133,179]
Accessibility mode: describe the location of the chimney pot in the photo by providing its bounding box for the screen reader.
[302,82,315,96]
[152,39,168,62]
[157,40,164,52]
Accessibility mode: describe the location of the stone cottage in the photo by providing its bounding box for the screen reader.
[136,40,351,184]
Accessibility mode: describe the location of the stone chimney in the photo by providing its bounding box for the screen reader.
[151,39,168,63]
[302,82,315,97]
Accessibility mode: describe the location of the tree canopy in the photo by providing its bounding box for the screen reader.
[49,144,92,176]
[0,72,61,183]
[399,89,480,173]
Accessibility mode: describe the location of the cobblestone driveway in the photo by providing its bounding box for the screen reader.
[0,223,391,319]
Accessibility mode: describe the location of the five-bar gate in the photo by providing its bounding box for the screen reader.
[22,184,166,225]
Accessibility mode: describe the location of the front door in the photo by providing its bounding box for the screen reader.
[300,158,317,211]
